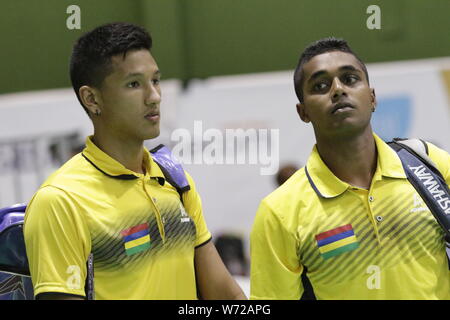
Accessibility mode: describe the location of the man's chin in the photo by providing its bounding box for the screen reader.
[145,129,161,140]
[315,120,369,138]
[331,123,371,138]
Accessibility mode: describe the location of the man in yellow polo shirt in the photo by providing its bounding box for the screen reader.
[24,22,246,300]
[250,37,450,299]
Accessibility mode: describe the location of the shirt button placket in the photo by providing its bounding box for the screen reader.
[368,194,382,244]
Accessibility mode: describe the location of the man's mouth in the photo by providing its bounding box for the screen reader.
[331,102,355,114]
[145,111,160,121]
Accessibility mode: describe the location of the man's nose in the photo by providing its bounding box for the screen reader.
[331,78,346,101]
[145,83,161,105]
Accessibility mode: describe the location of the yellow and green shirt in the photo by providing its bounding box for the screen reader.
[24,136,211,299]
[250,133,450,300]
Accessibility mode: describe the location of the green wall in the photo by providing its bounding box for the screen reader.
[0,0,449,94]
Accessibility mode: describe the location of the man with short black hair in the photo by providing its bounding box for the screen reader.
[24,22,246,300]
[250,37,450,299]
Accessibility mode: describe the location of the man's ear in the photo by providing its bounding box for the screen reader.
[371,88,377,112]
[79,86,102,116]
[296,102,310,123]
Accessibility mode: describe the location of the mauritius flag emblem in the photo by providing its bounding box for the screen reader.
[121,223,151,256]
[315,224,359,259]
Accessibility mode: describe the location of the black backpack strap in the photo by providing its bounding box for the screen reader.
[388,138,450,240]
[84,253,94,300]
[300,266,316,300]
[390,138,437,171]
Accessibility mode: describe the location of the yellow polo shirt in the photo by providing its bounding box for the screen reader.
[24,136,211,299]
[250,133,450,300]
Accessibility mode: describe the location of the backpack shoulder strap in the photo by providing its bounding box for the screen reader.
[149,144,190,200]
[390,138,439,172]
[388,138,450,238]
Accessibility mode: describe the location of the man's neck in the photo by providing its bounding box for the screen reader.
[92,131,145,174]
[315,129,377,190]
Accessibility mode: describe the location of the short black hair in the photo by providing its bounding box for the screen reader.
[293,37,369,104]
[69,22,153,115]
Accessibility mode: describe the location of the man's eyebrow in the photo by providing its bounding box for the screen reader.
[307,65,362,82]
[124,70,161,78]
[307,70,327,83]
[339,65,362,73]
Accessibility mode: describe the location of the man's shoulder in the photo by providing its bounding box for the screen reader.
[425,141,450,179]
[46,153,93,181]
[384,137,449,182]
[37,153,96,195]
[25,154,97,223]
[27,184,70,208]
[396,139,450,176]
[254,168,313,233]
[425,141,449,159]
[262,167,311,212]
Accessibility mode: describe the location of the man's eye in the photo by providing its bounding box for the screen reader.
[313,82,328,91]
[127,81,140,88]
[344,75,359,84]
[152,79,160,85]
